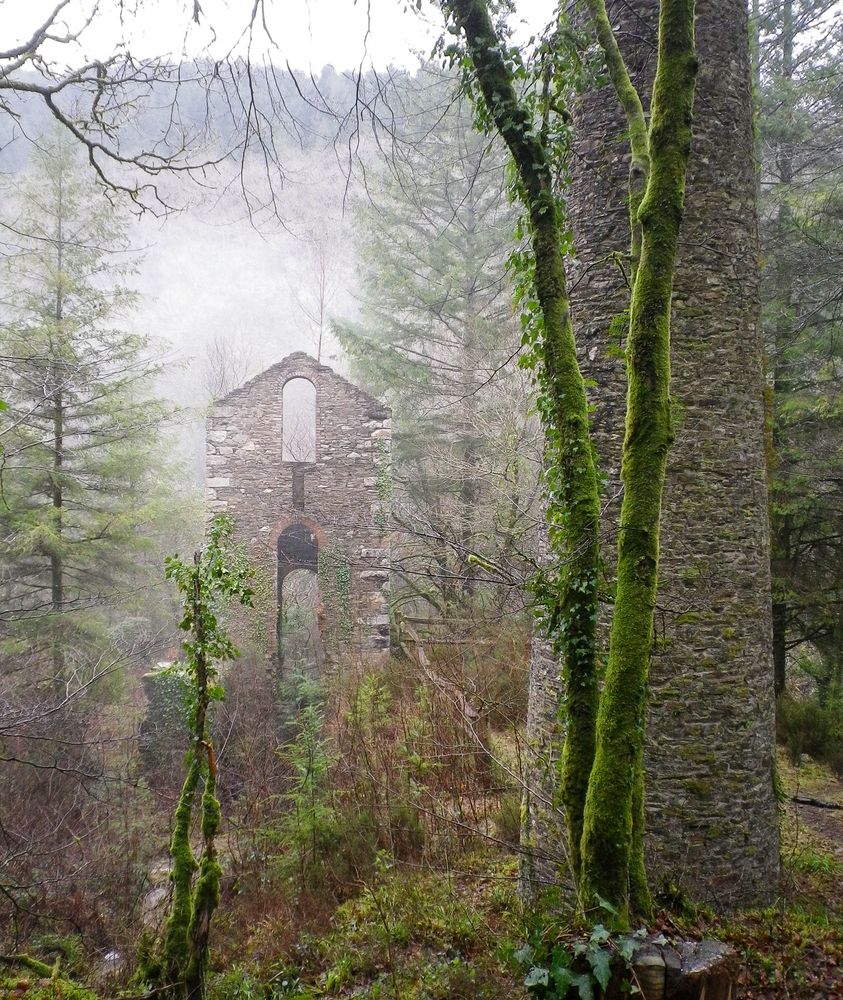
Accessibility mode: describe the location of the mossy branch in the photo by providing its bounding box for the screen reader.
[579,0,698,926]
[0,955,56,978]
[583,0,650,278]
[448,0,601,882]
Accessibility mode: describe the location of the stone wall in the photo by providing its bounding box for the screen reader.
[523,0,779,907]
[206,352,391,665]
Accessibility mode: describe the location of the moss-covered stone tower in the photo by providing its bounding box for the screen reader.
[523,0,780,907]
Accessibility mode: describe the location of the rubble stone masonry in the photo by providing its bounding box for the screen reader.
[523,0,779,907]
[206,352,391,664]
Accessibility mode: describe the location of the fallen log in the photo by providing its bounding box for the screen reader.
[792,795,843,810]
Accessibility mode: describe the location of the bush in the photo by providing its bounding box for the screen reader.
[776,694,843,775]
[492,793,521,846]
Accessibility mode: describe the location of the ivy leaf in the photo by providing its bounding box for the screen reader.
[551,966,574,992]
[587,946,612,991]
[524,966,549,988]
[617,936,636,962]
[513,944,534,966]
[571,972,594,1000]
[594,893,618,917]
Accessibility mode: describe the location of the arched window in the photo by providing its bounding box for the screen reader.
[282,377,316,462]
[276,524,321,672]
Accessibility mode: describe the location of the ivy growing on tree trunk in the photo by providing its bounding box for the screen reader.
[139,515,253,1000]
[442,0,697,925]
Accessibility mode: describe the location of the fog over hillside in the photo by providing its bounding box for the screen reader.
[1,65,385,478]
[132,141,362,475]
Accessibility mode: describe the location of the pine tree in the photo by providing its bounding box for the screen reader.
[757,0,843,702]
[337,64,540,625]
[0,134,177,680]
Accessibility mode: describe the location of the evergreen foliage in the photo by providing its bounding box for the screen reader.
[0,133,179,679]
[336,64,540,623]
[757,0,843,704]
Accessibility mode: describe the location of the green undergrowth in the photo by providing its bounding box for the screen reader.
[777,750,843,905]
[202,746,841,1000]
[656,752,843,998]
[0,981,98,1000]
[5,843,842,1000]
[207,855,843,1000]
[0,965,98,1000]
[663,905,843,998]
[0,940,97,1000]
[209,854,525,999]
[777,694,843,777]
[5,719,840,1000]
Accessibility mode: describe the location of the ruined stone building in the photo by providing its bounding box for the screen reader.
[206,352,391,666]
[524,0,779,908]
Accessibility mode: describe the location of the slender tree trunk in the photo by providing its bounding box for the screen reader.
[772,598,788,697]
[50,171,65,682]
[51,382,64,680]
[770,0,794,699]
[579,0,698,923]
[160,554,221,1000]
[447,0,602,882]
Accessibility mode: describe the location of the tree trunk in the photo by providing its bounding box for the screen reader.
[525,0,780,908]
[50,172,65,682]
[50,382,64,681]
[449,0,602,884]
[772,599,787,698]
[770,0,794,700]
[579,0,698,923]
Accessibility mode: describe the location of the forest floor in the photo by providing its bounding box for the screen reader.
[201,751,843,1000]
[672,752,843,999]
[2,756,840,1000]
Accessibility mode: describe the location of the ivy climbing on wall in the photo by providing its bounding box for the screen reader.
[374,438,392,530]
[318,547,354,646]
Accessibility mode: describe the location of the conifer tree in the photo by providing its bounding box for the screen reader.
[0,133,176,680]
[338,65,540,623]
[757,0,843,701]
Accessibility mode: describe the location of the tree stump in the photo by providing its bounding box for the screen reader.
[604,937,739,1000]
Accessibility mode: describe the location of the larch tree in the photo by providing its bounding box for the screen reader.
[439,0,697,923]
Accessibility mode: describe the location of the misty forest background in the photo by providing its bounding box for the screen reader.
[0,1,842,999]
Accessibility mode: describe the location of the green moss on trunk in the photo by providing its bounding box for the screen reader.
[579,0,698,926]
[162,756,201,979]
[142,516,253,1000]
[582,0,650,277]
[449,0,602,881]
[447,0,696,923]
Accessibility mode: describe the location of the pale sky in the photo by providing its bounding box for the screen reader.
[0,0,557,72]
